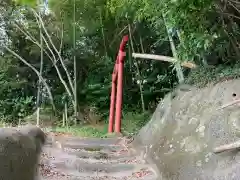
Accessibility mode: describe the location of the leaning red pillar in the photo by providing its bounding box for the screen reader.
[108,64,118,133]
[114,35,129,133]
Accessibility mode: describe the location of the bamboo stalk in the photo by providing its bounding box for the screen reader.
[162,14,184,83]
[128,25,146,112]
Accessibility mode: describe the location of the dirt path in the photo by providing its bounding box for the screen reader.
[39,133,158,180]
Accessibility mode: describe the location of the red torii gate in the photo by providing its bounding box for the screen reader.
[108,35,129,133]
[108,35,196,134]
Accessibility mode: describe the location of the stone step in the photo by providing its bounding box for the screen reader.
[46,135,121,145]
[40,158,157,180]
[43,146,134,161]
[45,136,124,152]
[40,174,158,180]
[59,142,122,151]
[40,137,159,180]
[50,162,156,178]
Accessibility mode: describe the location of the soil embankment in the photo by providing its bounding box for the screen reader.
[134,79,240,180]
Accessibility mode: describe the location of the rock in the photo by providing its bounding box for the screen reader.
[134,79,240,180]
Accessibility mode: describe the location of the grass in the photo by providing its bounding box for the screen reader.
[0,110,152,138]
[49,124,109,138]
[43,111,151,138]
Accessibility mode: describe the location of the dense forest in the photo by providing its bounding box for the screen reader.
[0,0,240,133]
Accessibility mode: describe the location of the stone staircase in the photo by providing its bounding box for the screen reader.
[39,135,159,180]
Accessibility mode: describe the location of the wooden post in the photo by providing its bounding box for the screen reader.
[132,53,196,69]
[108,64,117,133]
[108,35,129,133]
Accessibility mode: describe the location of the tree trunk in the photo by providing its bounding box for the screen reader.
[162,14,184,83]
[73,0,78,125]
[128,25,146,112]
[5,47,56,112]
[139,35,146,112]
[14,23,75,105]
[65,102,68,129]
[33,10,75,94]
[36,20,43,126]
[62,112,65,127]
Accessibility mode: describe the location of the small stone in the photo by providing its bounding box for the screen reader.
[196,160,202,167]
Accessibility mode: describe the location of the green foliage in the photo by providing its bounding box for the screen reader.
[162,0,221,62]
[0,54,35,123]
[2,0,240,136]
[14,0,37,7]
[186,64,240,87]
[108,0,240,65]
[121,111,151,135]
[0,94,34,123]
